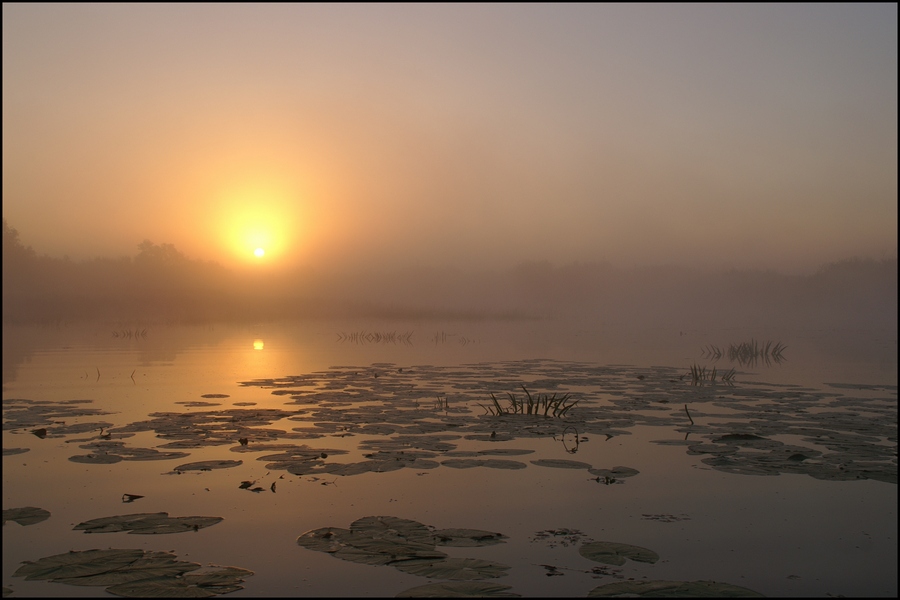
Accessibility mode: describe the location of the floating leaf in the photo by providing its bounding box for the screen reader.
[393,558,510,580]
[2,447,29,456]
[174,460,242,472]
[74,513,223,534]
[530,459,593,470]
[69,453,124,464]
[14,549,147,581]
[296,527,349,553]
[587,466,640,478]
[579,541,659,566]
[105,566,253,598]
[441,459,526,470]
[396,581,520,597]
[587,579,763,597]
[13,549,251,597]
[433,528,508,547]
[3,507,50,526]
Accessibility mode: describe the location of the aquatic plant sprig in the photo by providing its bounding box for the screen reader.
[686,364,735,386]
[478,386,578,418]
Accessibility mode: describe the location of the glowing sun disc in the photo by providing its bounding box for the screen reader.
[254,248,265,257]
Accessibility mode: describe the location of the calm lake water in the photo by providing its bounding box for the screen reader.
[2,318,897,597]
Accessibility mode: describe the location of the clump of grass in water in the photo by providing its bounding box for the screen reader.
[686,364,735,386]
[478,386,578,418]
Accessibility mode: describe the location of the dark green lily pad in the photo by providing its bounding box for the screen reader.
[74,513,223,534]
[13,549,251,597]
[351,515,435,543]
[297,516,514,570]
[530,459,593,470]
[433,528,508,547]
[2,447,29,456]
[396,581,520,597]
[579,541,659,566]
[587,579,764,597]
[394,558,510,580]
[441,458,527,470]
[173,460,242,472]
[3,507,51,526]
[14,549,151,581]
[587,466,640,478]
[69,453,124,464]
[105,566,253,597]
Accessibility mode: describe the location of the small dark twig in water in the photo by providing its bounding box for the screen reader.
[684,404,694,425]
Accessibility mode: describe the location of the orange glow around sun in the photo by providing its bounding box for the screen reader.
[212,178,305,267]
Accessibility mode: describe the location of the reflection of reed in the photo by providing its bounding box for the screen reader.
[701,339,786,367]
[336,330,413,345]
[432,331,477,345]
[112,329,148,339]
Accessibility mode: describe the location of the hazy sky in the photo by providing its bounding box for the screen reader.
[3,3,897,273]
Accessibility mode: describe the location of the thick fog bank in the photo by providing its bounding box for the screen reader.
[3,220,896,331]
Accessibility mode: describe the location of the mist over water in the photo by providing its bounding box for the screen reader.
[3,218,896,333]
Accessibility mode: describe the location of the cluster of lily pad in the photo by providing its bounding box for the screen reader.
[12,548,252,598]
[3,359,895,489]
[297,515,513,596]
[296,515,763,597]
[238,359,896,484]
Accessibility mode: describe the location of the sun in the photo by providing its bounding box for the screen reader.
[212,176,311,266]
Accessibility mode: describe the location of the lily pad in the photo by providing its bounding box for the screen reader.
[297,516,514,570]
[587,579,764,597]
[2,447,29,456]
[441,458,527,470]
[433,528,508,547]
[587,466,640,478]
[396,581,520,597]
[3,506,51,526]
[173,460,242,472]
[579,541,659,566]
[105,566,253,598]
[393,557,511,580]
[69,453,124,464]
[74,513,223,534]
[13,549,252,597]
[530,459,593,470]
[14,549,151,581]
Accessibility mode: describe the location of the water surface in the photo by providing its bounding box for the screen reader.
[2,319,896,597]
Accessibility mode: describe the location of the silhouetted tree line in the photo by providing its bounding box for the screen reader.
[3,219,239,322]
[2,218,896,328]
